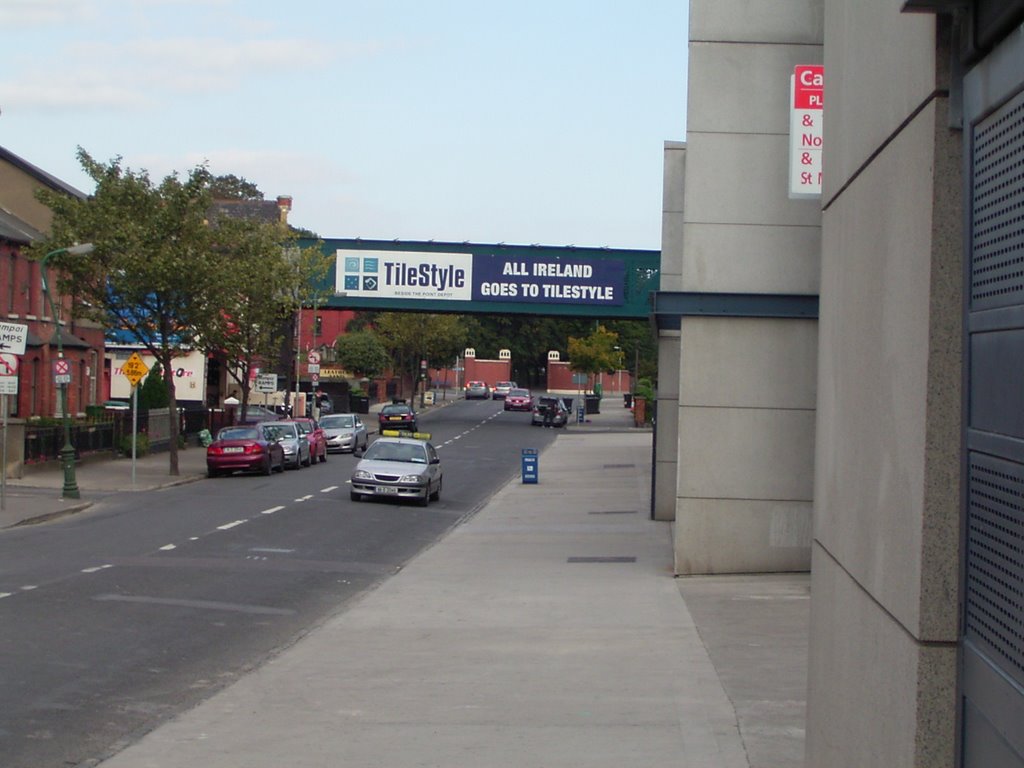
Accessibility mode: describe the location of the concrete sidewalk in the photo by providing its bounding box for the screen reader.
[70,399,804,768]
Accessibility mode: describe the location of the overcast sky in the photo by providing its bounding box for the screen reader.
[0,0,688,250]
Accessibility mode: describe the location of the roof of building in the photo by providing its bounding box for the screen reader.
[0,145,87,199]
[0,206,44,244]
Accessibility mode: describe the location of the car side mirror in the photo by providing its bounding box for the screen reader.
[430,457,440,465]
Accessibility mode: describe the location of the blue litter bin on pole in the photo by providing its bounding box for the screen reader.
[521,448,538,484]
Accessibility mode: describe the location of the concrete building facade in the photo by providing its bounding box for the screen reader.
[661,0,1024,764]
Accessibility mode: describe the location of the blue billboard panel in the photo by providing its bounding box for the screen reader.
[471,253,625,306]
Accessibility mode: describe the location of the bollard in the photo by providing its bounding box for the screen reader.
[521,448,538,484]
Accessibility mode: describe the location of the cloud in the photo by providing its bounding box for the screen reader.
[0,0,93,26]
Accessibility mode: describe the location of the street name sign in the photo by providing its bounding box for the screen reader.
[0,321,28,355]
[121,352,150,387]
[255,373,278,393]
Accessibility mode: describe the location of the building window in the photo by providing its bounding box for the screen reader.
[7,253,15,314]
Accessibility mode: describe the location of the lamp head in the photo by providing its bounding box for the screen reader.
[66,243,95,256]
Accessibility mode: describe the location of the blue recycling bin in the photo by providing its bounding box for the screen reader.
[521,448,538,484]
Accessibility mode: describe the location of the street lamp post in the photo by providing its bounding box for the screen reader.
[41,243,94,500]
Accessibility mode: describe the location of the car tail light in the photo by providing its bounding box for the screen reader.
[245,444,264,455]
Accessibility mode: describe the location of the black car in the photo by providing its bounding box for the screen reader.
[378,401,418,432]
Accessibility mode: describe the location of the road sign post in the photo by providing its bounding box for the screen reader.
[119,353,150,486]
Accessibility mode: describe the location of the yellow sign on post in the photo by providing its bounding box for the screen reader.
[121,352,150,387]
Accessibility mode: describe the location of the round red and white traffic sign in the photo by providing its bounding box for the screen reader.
[0,352,19,377]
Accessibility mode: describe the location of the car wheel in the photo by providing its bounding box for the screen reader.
[416,493,429,507]
[302,451,312,467]
[275,456,285,472]
[207,468,219,478]
[262,457,272,476]
[350,490,361,502]
[430,478,441,502]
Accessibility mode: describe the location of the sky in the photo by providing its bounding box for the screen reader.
[0,0,688,251]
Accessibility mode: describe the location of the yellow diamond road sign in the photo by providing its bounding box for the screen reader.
[121,352,150,387]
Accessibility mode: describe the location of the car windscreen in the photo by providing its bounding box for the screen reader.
[364,442,426,463]
[321,415,354,428]
[509,389,529,397]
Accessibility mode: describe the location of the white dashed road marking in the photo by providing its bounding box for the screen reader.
[81,564,114,573]
[216,520,248,531]
[294,495,314,503]
[321,486,338,493]
[159,544,176,551]
[260,506,285,515]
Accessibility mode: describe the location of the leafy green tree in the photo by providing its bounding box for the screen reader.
[138,361,170,409]
[209,174,263,200]
[334,330,392,380]
[197,217,288,422]
[34,148,221,475]
[567,325,621,391]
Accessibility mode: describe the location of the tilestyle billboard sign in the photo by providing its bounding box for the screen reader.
[336,249,625,308]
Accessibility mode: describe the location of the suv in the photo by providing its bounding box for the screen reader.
[531,396,570,428]
[378,400,418,432]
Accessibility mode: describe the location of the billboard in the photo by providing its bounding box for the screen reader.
[108,348,206,401]
[335,249,625,308]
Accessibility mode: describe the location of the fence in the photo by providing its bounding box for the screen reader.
[22,407,225,464]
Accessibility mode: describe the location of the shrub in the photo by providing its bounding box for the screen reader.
[119,432,150,457]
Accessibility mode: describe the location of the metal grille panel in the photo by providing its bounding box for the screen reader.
[966,452,1024,688]
[971,89,1024,310]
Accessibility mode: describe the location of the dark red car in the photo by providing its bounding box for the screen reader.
[503,388,533,412]
[284,417,328,464]
[206,423,286,477]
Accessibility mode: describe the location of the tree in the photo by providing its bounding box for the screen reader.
[374,313,471,398]
[567,325,621,391]
[334,330,392,380]
[195,217,310,423]
[209,174,263,200]
[138,361,170,409]
[34,148,222,475]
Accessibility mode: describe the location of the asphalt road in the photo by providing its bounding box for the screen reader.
[0,398,556,768]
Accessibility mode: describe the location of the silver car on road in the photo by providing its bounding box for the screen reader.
[350,436,442,506]
[321,413,368,453]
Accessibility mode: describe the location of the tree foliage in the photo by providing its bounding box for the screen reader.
[33,148,221,474]
[567,325,621,380]
[334,330,392,379]
[209,174,263,200]
[138,361,170,409]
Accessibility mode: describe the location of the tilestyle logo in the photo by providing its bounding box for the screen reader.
[343,255,380,292]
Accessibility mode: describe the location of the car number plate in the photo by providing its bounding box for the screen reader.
[375,486,398,495]
[223,446,244,453]
[388,416,403,421]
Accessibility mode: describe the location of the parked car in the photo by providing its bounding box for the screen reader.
[206,423,286,477]
[378,400,418,432]
[350,435,442,506]
[504,388,533,412]
[464,380,490,399]
[491,381,516,399]
[285,417,327,464]
[238,404,283,424]
[531,396,570,427]
[321,413,369,453]
[262,420,311,469]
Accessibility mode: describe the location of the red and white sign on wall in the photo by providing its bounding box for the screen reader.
[789,64,824,199]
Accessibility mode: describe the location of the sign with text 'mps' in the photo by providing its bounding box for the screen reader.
[789,64,824,199]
